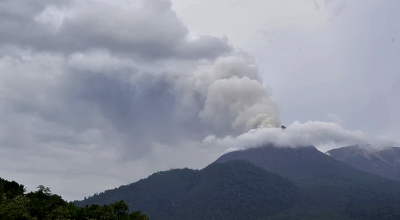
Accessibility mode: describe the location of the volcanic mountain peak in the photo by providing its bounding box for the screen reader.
[327,144,400,181]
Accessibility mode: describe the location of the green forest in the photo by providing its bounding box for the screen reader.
[5,158,400,220]
[76,159,400,220]
[0,177,148,220]
[75,160,300,220]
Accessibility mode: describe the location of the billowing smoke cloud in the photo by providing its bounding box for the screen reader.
[0,0,282,199]
[0,0,280,153]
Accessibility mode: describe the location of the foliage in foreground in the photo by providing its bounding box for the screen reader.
[0,177,148,220]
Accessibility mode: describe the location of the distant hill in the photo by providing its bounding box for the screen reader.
[327,145,400,181]
[75,160,299,220]
[215,144,400,220]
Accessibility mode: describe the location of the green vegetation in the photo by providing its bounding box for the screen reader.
[76,146,400,220]
[75,160,299,220]
[9,145,398,219]
[217,145,400,220]
[0,177,148,220]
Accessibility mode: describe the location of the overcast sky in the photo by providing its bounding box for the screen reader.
[0,0,399,201]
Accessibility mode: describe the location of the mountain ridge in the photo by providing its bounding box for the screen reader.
[215,144,400,219]
[75,160,299,220]
[76,144,400,220]
[327,144,400,181]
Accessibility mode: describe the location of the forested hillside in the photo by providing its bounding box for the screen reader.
[75,145,400,220]
[75,160,299,220]
[0,177,148,220]
[216,145,400,220]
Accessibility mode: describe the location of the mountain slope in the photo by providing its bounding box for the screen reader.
[327,145,400,181]
[215,144,400,220]
[75,160,299,220]
[215,144,398,186]
[76,144,400,220]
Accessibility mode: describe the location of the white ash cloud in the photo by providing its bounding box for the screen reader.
[205,121,398,154]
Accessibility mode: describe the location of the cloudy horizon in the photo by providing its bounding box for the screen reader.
[0,0,399,201]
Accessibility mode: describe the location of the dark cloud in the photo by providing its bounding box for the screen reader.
[0,21,278,199]
[0,0,231,60]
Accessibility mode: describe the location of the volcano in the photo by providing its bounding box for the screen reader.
[327,144,400,181]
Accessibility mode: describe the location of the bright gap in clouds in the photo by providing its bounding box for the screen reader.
[0,0,398,201]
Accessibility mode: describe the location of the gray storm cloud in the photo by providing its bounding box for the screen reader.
[0,0,279,199]
[0,0,281,158]
[1,0,231,60]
